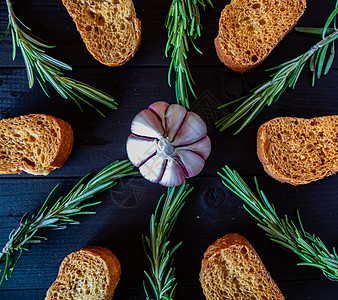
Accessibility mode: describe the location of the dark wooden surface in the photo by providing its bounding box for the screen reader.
[1,0,338,299]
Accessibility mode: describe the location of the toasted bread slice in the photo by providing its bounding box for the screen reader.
[257,116,338,185]
[200,234,284,300]
[62,0,141,67]
[45,246,121,300]
[215,0,306,73]
[0,114,73,175]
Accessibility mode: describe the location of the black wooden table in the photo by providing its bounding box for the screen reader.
[1,1,338,299]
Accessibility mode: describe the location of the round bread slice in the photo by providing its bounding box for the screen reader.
[62,0,141,67]
[215,0,306,73]
[0,114,73,175]
[45,246,121,300]
[257,116,338,185]
[200,234,285,300]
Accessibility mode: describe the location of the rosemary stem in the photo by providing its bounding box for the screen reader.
[219,166,338,281]
[2,0,117,115]
[0,160,136,287]
[216,2,338,134]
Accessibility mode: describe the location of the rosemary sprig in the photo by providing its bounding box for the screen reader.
[143,182,193,300]
[165,0,213,108]
[216,1,338,135]
[0,160,137,287]
[218,166,338,281]
[0,0,118,116]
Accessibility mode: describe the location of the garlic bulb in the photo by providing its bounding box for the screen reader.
[126,101,211,186]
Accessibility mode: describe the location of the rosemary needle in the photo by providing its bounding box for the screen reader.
[143,182,193,300]
[1,0,118,116]
[216,0,338,135]
[0,160,137,288]
[166,0,213,108]
[219,166,338,281]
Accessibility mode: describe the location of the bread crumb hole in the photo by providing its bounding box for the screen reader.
[252,3,261,9]
[23,158,35,168]
[112,0,119,3]
[98,15,105,26]
[28,135,36,142]
[88,10,96,19]
[120,23,125,30]
[85,25,92,31]
[251,55,258,62]
[259,19,266,25]
[241,247,247,255]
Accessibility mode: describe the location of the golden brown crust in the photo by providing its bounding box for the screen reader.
[0,114,73,176]
[257,116,338,185]
[82,246,121,300]
[62,0,141,67]
[215,0,306,73]
[215,37,261,74]
[49,117,74,168]
[200,234,285,300]
[46,246,121,300]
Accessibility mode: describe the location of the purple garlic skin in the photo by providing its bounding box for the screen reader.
[126,101,211,187]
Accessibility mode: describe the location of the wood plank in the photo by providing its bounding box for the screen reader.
[0,177,337,294]
[0,67,337,177]
[2,279,338,300]
[0,0,337,68]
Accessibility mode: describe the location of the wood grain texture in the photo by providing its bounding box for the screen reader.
[0,0,338,299]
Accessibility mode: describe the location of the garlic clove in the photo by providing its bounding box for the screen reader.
[126,134,157,167]
[176,149,205,178]
[177,136,211,160]
[131,109,164,138]
[165,104,187,142]
[148,101,170,128]
[172,112,207,146]
[139,155,166,183]
[159,159,186,187]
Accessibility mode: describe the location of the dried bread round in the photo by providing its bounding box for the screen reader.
[215,0,306,73]
[257,116,338,185]
[200,233,284,300]
[45,246,121,300]
[62,0,141,67]
[0,114,73,175]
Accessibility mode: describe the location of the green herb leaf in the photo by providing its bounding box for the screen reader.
[218,166,338,281]
[166,0,212,108]
[294,27,335,35]
[0,160,137,288]
[143,182,193,300]
[4,0,117,115]
[216,0,338,134]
